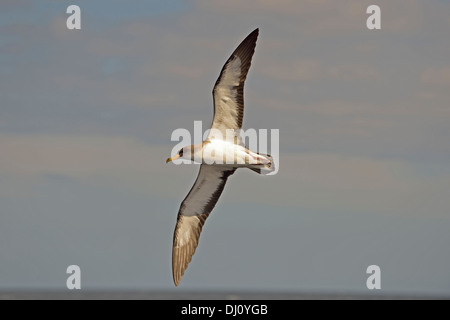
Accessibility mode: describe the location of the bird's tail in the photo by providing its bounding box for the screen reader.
[249,153,275,174]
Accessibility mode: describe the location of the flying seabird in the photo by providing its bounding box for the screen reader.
[166,28,274,286]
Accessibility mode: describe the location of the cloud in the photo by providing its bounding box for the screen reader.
[0,0,30,11]
[195,0,364,21]
[421,66,450,86]
[2,133,448,219]
[3,1,449,168]
[229,152,450,218]
[194,0,422,34]
[168,64,206,79]
[2,0,450,293]
[0,134,187,198]
[258,59,380,82]
[259,58,322,81]
[329,64,380,81]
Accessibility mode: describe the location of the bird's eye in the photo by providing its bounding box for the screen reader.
[179,150,183,156]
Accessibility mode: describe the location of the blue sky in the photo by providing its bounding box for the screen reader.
[1,0,449,294]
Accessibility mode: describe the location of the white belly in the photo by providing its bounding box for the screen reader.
[198,140,269,166]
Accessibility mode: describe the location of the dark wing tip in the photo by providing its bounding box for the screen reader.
[239,28,259,52]
[213,28,259,92]
[250,28,259,37]
[213,27,259,84]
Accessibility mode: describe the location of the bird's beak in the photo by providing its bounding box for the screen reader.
[166,154,180,163]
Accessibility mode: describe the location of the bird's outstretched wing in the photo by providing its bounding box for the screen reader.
[208,28,258,140]
[172,165,236,286]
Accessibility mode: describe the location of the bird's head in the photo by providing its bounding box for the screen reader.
[166,146,193,163]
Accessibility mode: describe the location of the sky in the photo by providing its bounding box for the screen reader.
[0,0,449,295]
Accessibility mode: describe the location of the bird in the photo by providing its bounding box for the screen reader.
[166,28,274,286]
